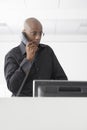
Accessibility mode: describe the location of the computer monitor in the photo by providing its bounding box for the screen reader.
[33,80,87,97]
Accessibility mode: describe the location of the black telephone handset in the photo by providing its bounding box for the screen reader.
[22,32,29,45]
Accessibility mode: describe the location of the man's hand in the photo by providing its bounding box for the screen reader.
[26,42,38,61]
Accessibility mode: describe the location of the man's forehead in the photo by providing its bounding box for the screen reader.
[24,18,42,32]
[27,23,42,31]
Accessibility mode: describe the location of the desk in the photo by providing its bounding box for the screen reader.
[0,98,87,130]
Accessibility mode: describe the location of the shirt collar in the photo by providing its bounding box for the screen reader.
[19,41,45,56]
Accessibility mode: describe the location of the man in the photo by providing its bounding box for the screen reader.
[4,17,68,96]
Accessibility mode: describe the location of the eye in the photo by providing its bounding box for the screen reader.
[32,32,37,36]
[30,31,44,36]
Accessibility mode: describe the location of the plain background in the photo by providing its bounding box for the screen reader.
[0,0,87,97]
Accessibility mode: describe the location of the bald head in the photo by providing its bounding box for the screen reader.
[24,17,42,32]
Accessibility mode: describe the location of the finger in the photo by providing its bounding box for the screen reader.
[29,47,38,55]
[29,45,38,51]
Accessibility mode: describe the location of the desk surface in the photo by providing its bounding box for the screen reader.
[0,98,87,130]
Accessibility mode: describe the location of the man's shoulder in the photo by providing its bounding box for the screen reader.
[40,43,53,50]
[5,45,21,58]
[40,43,56,56]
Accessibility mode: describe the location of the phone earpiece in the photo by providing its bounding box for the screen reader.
[22,32,29,45]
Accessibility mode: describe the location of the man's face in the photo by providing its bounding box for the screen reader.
[25,23,43,46]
